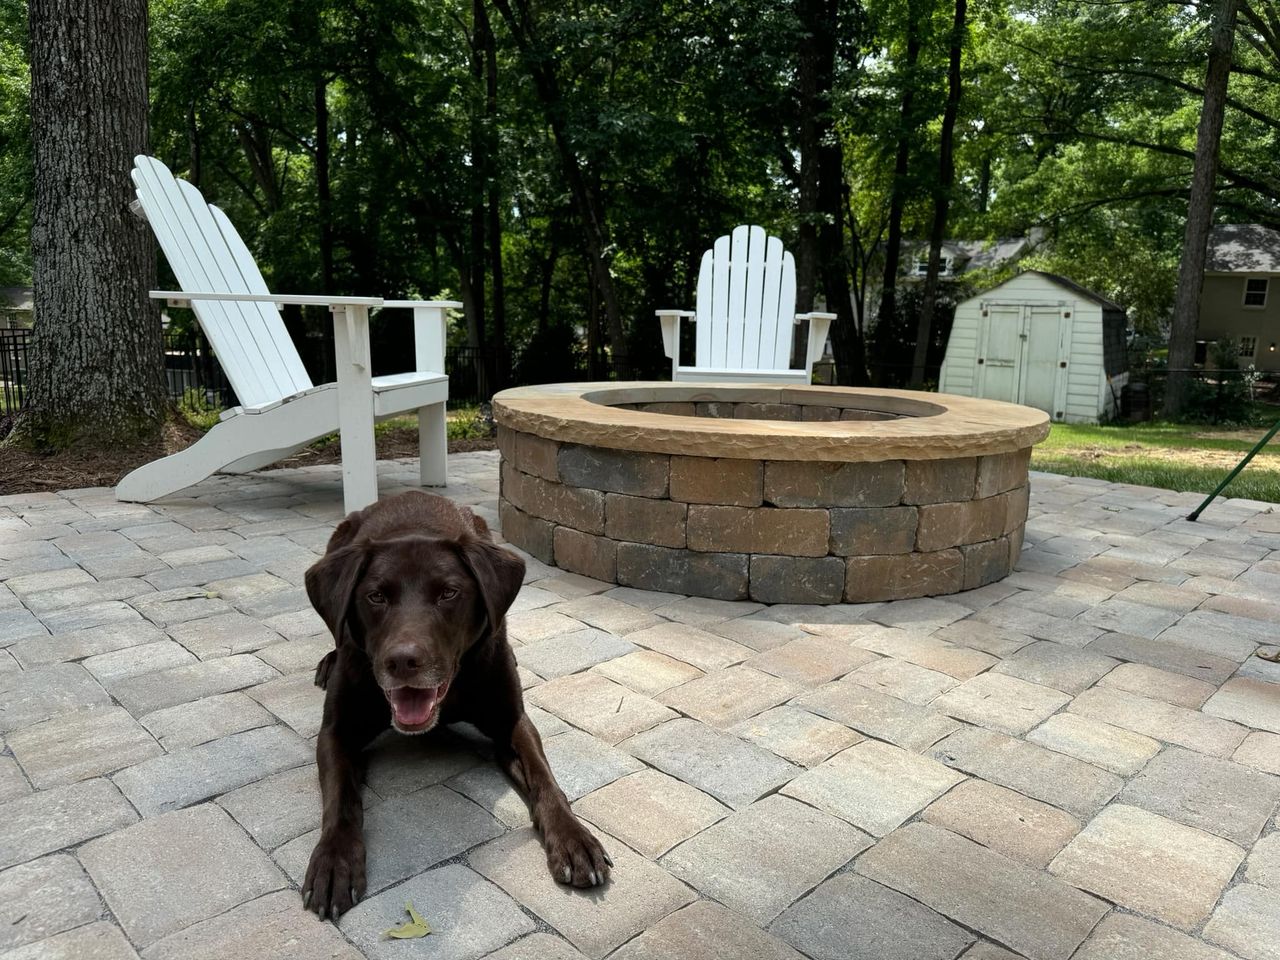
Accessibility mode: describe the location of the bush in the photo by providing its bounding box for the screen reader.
[176,387,222,431]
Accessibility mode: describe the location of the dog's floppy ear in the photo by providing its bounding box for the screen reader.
[456,538,525,636]
[305,543,369,646]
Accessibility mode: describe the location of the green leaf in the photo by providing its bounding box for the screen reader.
[383,900,431,940]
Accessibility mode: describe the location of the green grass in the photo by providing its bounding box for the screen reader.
[1031,418,1280,503]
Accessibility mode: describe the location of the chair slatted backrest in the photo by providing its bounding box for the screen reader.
[693,224,796,372]
[132,156,313,409]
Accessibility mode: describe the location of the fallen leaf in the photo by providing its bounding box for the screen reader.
[383,900,431,940]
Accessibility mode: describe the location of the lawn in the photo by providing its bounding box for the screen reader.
[1032,418,1280,503]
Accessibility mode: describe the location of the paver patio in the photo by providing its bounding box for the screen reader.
[1,451,1278,960]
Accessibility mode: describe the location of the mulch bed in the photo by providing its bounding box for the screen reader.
[0,419,495,496]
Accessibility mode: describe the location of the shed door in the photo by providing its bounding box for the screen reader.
[1023,307,1063,414]
[979,304,1023,403]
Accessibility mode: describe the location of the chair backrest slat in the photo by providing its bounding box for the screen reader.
[132,156,312,408]
[690,225,794,372]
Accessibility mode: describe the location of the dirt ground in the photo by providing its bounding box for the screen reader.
[0,420,496,496]
[1063,442,1280,471]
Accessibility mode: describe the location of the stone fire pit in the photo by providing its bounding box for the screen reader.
[493,383,1050,604]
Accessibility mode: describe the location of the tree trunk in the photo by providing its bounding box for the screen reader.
[482,1,507,389]
[467,0,493,398]
[314,77,334,292]
[911,0,966,388]
[1165,0,1239,417]
[14,0,164,449]
[794,1,822,314]
[875,14,921,383]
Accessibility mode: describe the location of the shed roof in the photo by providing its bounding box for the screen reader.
[1206,224,1280,274]
[970,271,1125,312]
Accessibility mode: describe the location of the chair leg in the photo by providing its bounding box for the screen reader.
[419,402,447,487]
[222,444,308,474]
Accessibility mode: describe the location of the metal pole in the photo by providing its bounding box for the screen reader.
[1187,416,1280,520]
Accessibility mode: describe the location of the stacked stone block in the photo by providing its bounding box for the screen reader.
[498,424,1031,604]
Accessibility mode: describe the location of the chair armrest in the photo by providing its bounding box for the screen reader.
[656,310,694,360]
[151,290,382,308]
[377,301,460,374]
[381,300,464,310]
[796,313,835,371]
[794,311,837,324]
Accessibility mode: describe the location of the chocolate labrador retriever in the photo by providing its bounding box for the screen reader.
[301,491,611,919]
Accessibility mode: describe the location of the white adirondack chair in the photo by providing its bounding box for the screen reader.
[657,224,835,383]
[116,155,458,513]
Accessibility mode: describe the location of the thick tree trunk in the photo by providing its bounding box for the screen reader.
[875,16,921,383]
[15,0,164,449]
[467,0,493,398]
[482,3,508,389]
[314,78,334,292]
[911,0,966,388]
[1166,0,1239,417]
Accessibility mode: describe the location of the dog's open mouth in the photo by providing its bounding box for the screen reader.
[385,681,449,732]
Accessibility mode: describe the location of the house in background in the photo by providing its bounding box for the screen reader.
[939,270,1128,424]
[1199,224,1280,371]
[901,227,1046,284]
[0,287,32,328]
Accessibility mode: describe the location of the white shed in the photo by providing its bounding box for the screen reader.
[939,271,1128,424]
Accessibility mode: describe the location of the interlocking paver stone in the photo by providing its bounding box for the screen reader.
[590,649,703,696]
[83,640,197,684]
[483,933,589,960]
[661,794,870,923]
[1245,831,1280,889]
[1097,660,1216,707]
[729,704,862,767]
[922,778,1080,867]
[991,640,1117,694]
[1048,804,1245,930]
[1204,883,1280,960]
[515,628,636,678]
[857,821,1108,960]
[745,635,878,686]
[1120,746,1280,845]
[113,725,311,816]
[710,616,806,651]
[1087,631,1237,683]
[361,730,482,798]
[658,665,798,727]
[542,729,645,800]
[929,726,1122,819]
[245,672,325,738]
[217,764,323,850]
[0,854,102,953]
[1026,712,1161,776]
[614,900,805,960]
[167,612,283,659]
[1236,730,1280,775]
[845,656,957,704]
[933,672,1070,735]
[0,777,136,869]
[781,739,964,836]
[10,620,167,668]
[796,677,960,751]
[624,718,797,808]
[3,922,140,960]
[627,621,755,671]
[573,769,729,858]
[1068,685,1248,757]
[472,828,695,959]
[0,662,110,732]
[140,691,275,750]
[1203,677,1280,734]
[9,705,161,788]
[1073,913,1237,960]
[78,803,286,946]
[108,654,277,715]
[556,594,662,634]
[529,672,676,743]
[769,873,972,960]
[275,785,503,893]
[815,624,997,678]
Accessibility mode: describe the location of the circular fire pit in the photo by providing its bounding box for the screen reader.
[493,383,1049,604]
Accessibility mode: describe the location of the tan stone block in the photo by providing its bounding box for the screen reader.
[923,779,1081,868]
[844,550,963,602]
[975,449,1031,497]
[917,497,1007,552]
[962,537,1013,589]
[829,506,917,555]
[605,493,687,548]
[903,458,977,505]
[501,463,605,534]
[687,505,829,557]
[800,405,842,421]
[735,402,800,420]
[764,461,904,508]
[1005,485,1030,535]
[497,424,517,463]
[499,501,553,563]
[1008,523,1026,566]
[574,770,728,859]
[552,528,616,582]
[670,457,763,507]
[636,401,696,416]
[515,431,561,481]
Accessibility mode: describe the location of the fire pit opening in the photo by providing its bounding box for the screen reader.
[494,382,1049,604]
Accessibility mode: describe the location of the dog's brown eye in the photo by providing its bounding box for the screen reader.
[439,588,459,602]
[367,591,387,605]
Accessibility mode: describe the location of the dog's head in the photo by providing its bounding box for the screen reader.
[305,531,524,734]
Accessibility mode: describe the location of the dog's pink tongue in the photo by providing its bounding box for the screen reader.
[390,687,436,727]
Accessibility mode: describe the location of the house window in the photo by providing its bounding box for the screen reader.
[1240,336,1258,358]
[913,257,953,276]
[1244,278,1268,307]
[915,257,930,276]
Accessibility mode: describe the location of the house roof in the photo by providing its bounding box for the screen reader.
[1206,224,1280,274]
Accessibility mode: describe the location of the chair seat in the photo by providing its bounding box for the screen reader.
[238,370,449,417]
[674,366,810,384]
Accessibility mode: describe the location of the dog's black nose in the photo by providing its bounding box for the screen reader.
[383,645,422,679]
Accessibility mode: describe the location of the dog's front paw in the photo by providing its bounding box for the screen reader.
[303,832,366,920]
[544,815,612,889]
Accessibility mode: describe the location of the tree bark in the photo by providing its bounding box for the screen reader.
[794,1,822,314]
[875,12,922,382]
[14,0,164,449]
[911,0,966,388]
[1165,0,1239,417]
[315,77,334,292]
[467,0,493,398]
[482,0,507,389]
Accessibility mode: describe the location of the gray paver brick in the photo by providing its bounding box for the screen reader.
[729,704,863,767]
[590,649,703,696]
[658,665,798,728]
[857,822,1107,960]
[113,725,311,816]
[932,672,1070,736]
[613,900,806,960]
[108,654,278,715]
[140,691,275,750]
[217,764,323,850]
[3,922,140,960]
[990,640,1117,694]
[1074,913,1237,960]
[627,621,756,671]
[9,620,167,669]
[9,705,161,788]
[1086,631,1238,684]
[1068,685,1248,757]
[167,612,284,659]
[1203,677,1280,734]
[573,768,729,858]
[661,794,871,924]
[515,628,636,678]
[0,854,102,953]
[624,718,797,808]
[1026,712,1161,776]
[83,640,197,684]
[796,677,961,751]
[921,778,1080,868]
[245,672,325,738]
[0,777,137,870]
[0,662,111,733]
[529,672,676,743]
[1203,883,1280,960]
[79,803,286,947]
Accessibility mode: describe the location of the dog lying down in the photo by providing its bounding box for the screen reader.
[302,490,611,920]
